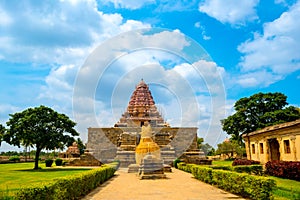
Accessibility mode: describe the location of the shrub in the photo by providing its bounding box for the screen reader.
[233,165,263,175]
[211,170,275,199]
[177,163,195,173]
[191,166,213,184]
[173,158,182,169]
[55,158,63,166]
[209,165,232,171]
[232,159,260,166]
[9,155,20,162]
[16,165,116,199]
[179,164,275,199]
[45,159,53,167]
[265,161,300,181]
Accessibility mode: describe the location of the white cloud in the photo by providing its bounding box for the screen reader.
[194,21,211,40]
[237,1,300,87]
[0,104,21,124]
[0,0,150,64]
[102,0,156,9]
[70,28,227,146]
[199,0,259,26]
[237,70,283,88]
[0,7,12,26]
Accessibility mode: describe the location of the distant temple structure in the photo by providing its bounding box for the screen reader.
[86,79,205,167]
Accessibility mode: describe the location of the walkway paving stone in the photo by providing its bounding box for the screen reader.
[82,168,245,200]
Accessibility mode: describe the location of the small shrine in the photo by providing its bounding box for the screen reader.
[128,124,167,179]
[59,142,80,158]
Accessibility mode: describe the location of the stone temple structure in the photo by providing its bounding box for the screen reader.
[87,79,204,167]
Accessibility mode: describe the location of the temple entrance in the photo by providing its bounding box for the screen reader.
[268,138,280,161]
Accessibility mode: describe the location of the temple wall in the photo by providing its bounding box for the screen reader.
[87,127,198,163]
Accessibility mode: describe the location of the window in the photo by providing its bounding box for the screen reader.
[260,143,264,154]
[251,144,255,154]
[284,140,291,154]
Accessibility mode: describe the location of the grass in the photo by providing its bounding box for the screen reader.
[212,160,233,166]
[211,160,300,200]
[0,162,92,197]
[269,176,300,200]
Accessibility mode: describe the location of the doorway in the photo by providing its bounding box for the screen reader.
[268,138,280,161]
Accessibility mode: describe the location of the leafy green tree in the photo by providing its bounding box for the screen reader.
[197,137,215,156]
[3,105,79,169]
[201,143,215,156]
[207,147,216,156]
[216,140,245,159]
[0,124,5,145]
[222,92,300,144]
[76,138,86,155]
[197,137,204,149]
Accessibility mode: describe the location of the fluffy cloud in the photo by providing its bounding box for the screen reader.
[199,0,259,26]
[69,29,227,145]
[102,0,199,11]
[0,0,150,64]
[237,1,300,87]
[102,0,155,9]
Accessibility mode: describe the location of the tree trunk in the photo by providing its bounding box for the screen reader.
[34,147,41,170]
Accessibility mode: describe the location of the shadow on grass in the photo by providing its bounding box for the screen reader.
[16,168,92,172]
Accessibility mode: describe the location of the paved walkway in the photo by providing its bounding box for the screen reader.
[82,168,245,200]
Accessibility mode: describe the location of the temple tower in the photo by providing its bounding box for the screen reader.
[87,79,205,167]
[115,79,168,128]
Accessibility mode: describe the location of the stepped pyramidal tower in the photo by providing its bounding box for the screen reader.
[115,79,168,127]
[87,79,206,167]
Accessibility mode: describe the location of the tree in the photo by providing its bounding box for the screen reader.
[3,105,79,169]
[197,137,204,149]
[221,92,300,144]
[0,124,5,145]
[216,140,245,159]
[197,137,215,156]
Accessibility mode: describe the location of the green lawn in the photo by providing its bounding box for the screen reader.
[0,162,92,197]
[270,176,300,200]
[211,160,300,200]
[212,160,233,166]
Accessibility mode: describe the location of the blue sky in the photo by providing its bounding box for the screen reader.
[0,0,300,151]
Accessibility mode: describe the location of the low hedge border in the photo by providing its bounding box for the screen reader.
[178,163,275,200]
[208,164,263,176]
[16,165,116,200]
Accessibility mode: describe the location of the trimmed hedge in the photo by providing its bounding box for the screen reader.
[233,165,263,176]
[55,158,63,166]
[178,163,276,200]
[208,165,263,176]
[265,161,300,181]
[45,159,53,167]
[177,163,196,173]
[232,159,260,166]
[9,156,20,162]
[16,165,116,199]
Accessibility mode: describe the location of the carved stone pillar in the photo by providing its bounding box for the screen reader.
[265,139,270,162]
[290,136,297,161]
[277,137,282,161]
[255,141,259,160]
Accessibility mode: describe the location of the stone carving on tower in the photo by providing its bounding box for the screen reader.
[115,79,169,128]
